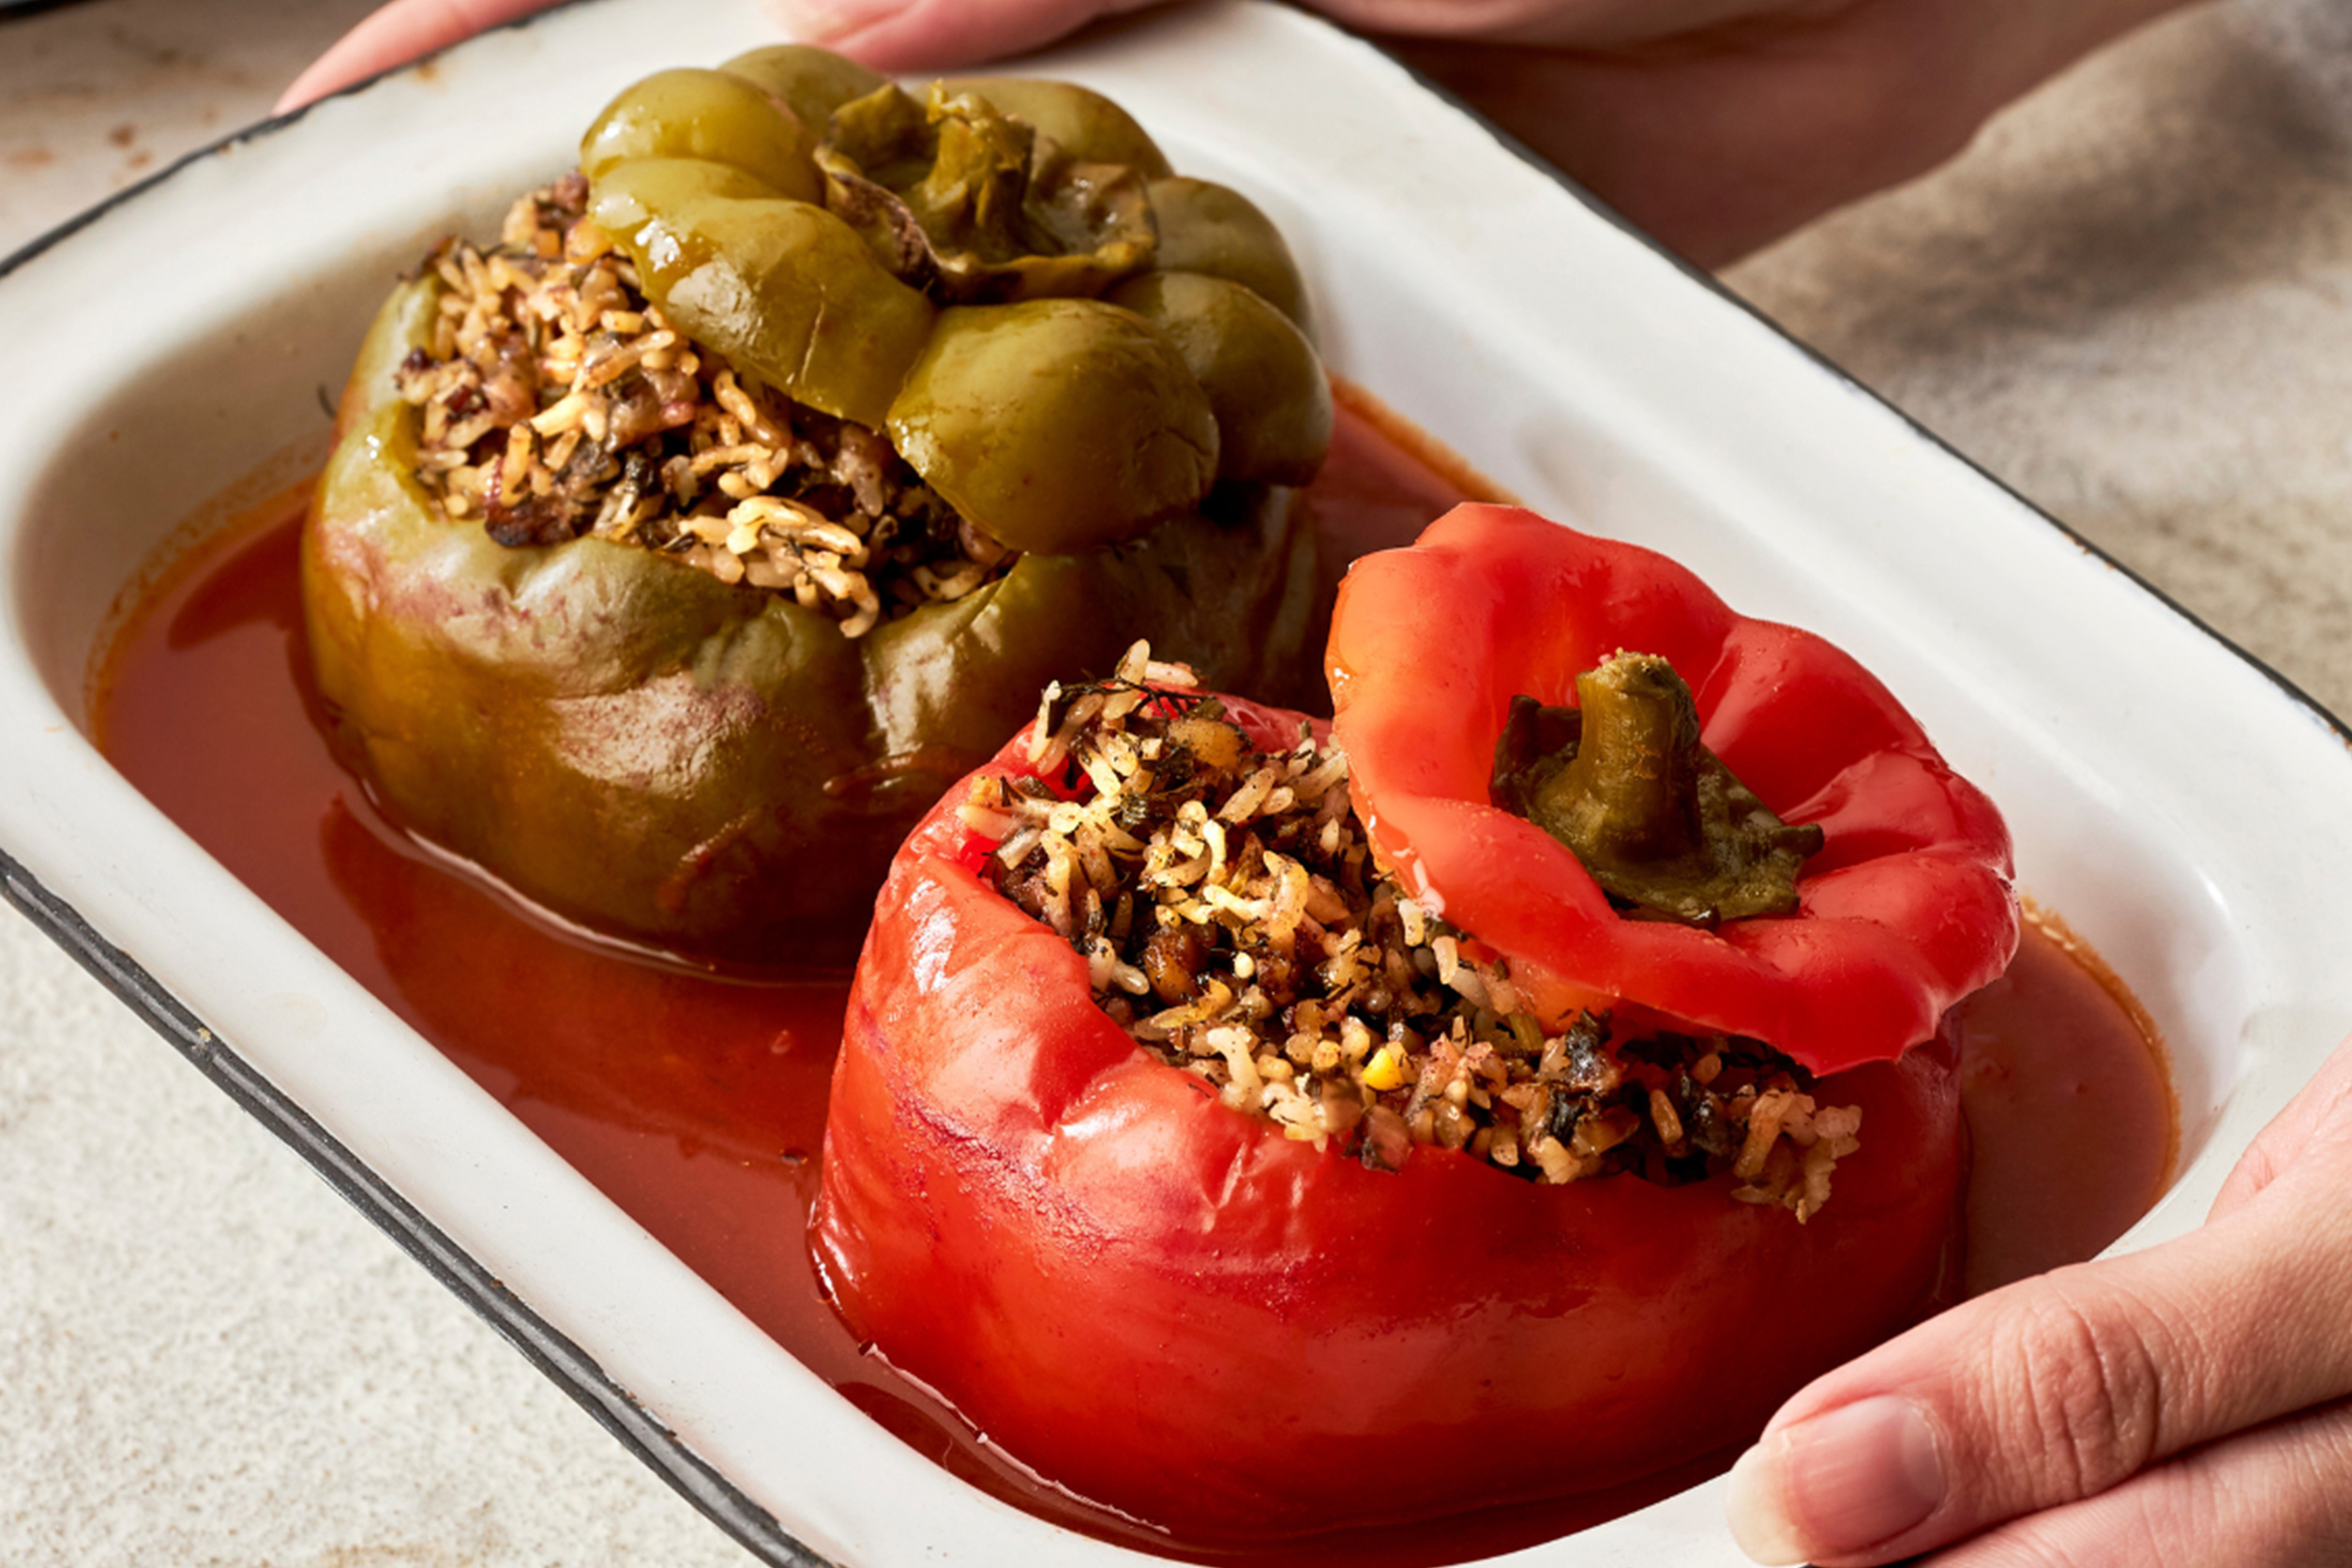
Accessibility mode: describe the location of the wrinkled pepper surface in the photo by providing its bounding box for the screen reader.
[303,48,1329,966]
[817,508,2013,1537]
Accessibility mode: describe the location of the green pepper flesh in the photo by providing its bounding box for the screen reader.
[1107,271,1332,486]
[304,50,1334,970]
[1147,176,1309,325]
[580,68,823,202]
[718,44,889,129]
[582,57,1328,544]
[306,277,1317,968]
[886,298,1219,553]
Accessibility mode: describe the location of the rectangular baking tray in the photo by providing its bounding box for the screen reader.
[3,1,2348,1562]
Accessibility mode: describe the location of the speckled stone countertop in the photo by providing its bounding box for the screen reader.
[4,1,2348,1563]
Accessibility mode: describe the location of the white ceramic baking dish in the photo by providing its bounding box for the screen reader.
[3,1,2347,1562]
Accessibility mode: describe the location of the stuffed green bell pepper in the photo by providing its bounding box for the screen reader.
[303,47,1330,969]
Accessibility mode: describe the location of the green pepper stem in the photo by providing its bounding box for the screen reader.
[1550,654,1704,864]
[1497,651,1823,927]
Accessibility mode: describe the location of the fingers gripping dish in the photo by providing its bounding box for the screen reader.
[814,505,2018,1539]
[302,48,1329,967]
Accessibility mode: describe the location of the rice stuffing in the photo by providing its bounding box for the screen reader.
[392,177,1009,638]
[970,644,1865,1221]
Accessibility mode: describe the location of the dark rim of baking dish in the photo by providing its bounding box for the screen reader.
[3,4,2349,1568]
[0,848,830,1568]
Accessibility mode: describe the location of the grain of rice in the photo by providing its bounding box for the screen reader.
[395,179,1006,634]
[978,649,1862,1209]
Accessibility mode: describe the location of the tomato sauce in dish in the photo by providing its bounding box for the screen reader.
[93,398,2174,1565]
[1957,905,2176,1296]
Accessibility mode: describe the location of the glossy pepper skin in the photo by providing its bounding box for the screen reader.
[304,279,1318,969]
[582,50,1330,548]
[303,49,1328,968]
[816,697,1968,1540]
[1331,505,2019,1073]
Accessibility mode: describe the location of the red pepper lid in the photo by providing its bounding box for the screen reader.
[1329,504,2017,1072]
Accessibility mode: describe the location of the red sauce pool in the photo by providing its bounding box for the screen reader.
[92,398,2174,1564]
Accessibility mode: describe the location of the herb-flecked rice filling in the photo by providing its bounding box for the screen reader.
[963,645,1864,1220]
[394,177,1008,637]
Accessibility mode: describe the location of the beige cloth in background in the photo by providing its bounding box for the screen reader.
[3,0,2346,1562]
[1730,0,2352,719]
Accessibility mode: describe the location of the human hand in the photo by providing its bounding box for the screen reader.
[280,0,2196,267]
[279,0,553,115]
[1725,1031,2352,1565]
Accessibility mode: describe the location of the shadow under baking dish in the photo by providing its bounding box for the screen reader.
[5,2,2351,1565]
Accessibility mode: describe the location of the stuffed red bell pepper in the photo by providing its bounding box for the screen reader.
[813,509,2014,1542]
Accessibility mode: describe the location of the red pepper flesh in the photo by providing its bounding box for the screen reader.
[1329,504,2017,1074]
[814,695,1967,1541]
